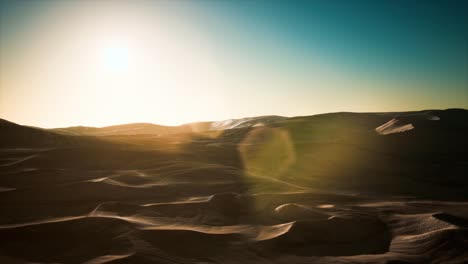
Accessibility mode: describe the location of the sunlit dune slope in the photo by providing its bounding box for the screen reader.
[51,122,213,136]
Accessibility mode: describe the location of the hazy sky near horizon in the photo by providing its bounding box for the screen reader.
[1,0,467,127]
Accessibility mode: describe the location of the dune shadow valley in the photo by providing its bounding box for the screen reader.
[0,109,466,264]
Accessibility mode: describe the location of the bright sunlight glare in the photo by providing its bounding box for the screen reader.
[102,45,129,73]
[0,1,230,127]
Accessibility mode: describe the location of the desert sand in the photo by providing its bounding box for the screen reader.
[1,109,467,264]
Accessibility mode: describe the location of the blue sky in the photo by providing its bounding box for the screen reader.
[0,0,467,127]
[196,0,467,85]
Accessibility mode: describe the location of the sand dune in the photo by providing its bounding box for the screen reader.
[1,109,468,263]
[210,116,286,130]
[51,122,213,136]
[1,197,467,263]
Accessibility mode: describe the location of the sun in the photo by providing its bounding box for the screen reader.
[101,44,129,73]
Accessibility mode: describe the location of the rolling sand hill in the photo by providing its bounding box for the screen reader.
[1,109,468,264]
[51,122,213,136]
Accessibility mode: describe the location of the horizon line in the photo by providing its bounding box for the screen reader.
[2,107,466,129]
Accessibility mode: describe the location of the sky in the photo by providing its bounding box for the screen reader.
[0,0,467,128]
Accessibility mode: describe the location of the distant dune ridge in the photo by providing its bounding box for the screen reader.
[210,116,286,130]
[49,116,285,136]
[1,109,468,264]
